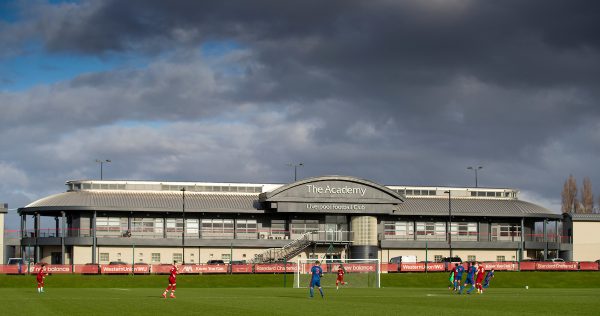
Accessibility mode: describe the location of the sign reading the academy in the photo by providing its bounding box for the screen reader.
[260,177,404,214]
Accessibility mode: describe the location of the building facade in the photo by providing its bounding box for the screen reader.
[14,176,573,265]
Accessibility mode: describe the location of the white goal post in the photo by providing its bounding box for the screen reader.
[294,258,380,288]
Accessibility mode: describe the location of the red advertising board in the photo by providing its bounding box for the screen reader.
[535,262,578,271]
[383,263,399,273]
[519,262,537,271]
[254,263,298,273]
[178,264,228,274]
[73,265,99,274]
[29,265,72,274]
[400,262,445,272]
[340,263,378,273]
[482,262,517,271]
[579,262,599,271]
[230,264,253,273]
[0,265,21,274]
[100,264,150,274]
[151,265,173,274]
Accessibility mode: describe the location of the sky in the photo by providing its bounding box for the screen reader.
[1,0,600,230]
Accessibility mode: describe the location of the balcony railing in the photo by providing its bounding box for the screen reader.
[9,229,571,244]
[12,228,352,242]
[380,231,571,243]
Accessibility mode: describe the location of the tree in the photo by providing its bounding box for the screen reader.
[581,177,594,214]
[561,175,578,213]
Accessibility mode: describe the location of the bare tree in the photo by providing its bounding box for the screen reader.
[581,177,594,214]
[561,175,578,213]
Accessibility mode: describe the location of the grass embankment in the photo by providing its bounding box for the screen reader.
[1,272,599,288]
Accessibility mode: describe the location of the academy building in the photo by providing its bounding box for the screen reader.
[6,175,588,265]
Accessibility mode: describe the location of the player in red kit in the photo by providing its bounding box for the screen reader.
[336,264,347,290]
[36,263,48,293]
[162,263,178,298]
[475,262,485,294]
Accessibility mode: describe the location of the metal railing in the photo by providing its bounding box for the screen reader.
[380,231,572,243]
[252,230,354,263]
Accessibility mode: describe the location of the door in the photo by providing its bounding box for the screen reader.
[326,224,337,241]
[51,252,61,264]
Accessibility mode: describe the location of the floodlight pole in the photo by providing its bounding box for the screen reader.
[287,163,304,181]
[444,190,452,258]
[96,159,111,180]
[181,187,186,265]
[467,166,483,187]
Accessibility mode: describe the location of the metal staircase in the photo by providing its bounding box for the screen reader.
[253,232,314,263]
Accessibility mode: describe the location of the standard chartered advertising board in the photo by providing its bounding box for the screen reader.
[263,179,401,214]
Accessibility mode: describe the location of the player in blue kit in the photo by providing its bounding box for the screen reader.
[482,268,495,290]
[309,260,324,298]
[459,262,476,294]
[453,263,465,292]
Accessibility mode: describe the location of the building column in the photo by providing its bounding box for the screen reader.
[20,214,26,238]
[34,213,40,263]
[519,217,524,262]
[92,211,97,264]
[163,216,167,239]
[543,219,548,261]
[413,221,417,241]
[555,220,560,259]
[61,211,66,264]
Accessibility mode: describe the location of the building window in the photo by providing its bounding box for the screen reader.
[96,217,122,236]
[270,219,286,237]
[222,254,231,263]
[132,218,162,237]
[290,220,319,237]
[173,253,183,264]
[415,222,445,240]
[166,218,184,238]
[384,221,414,240]
[186,219,199,236]
[450,222,478,241]
[236,219,258,239]
[491,223,521,241]
[201,219,234,239]
[151,253,161,263]
[467,255,476,262]
[99,253,109,263]
[497,256,505,262]
[434,255,443,262]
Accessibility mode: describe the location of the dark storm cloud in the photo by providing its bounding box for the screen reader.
[25,0,600,88]
[2,0,600,231]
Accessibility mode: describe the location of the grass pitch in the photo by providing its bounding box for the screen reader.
[1,273,599,315]
[2,287,599,315]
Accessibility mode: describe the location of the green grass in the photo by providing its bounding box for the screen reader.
[1,287,599,315]
[2,272,599,288]
[1,273,599,315]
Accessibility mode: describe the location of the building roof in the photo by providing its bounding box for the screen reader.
[22,190,260,214]
[20,190,559,218]
[569,213,600,221]
[396,197,560,218]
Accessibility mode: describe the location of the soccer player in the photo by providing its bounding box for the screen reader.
[36,263,48,293]
[453,263,465,292]
[336,264,347,290]
[459,262,476,294]
[474,262,485,294]
[309,260,324,298]
[162,262,178,298]
[482,268,495,290]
